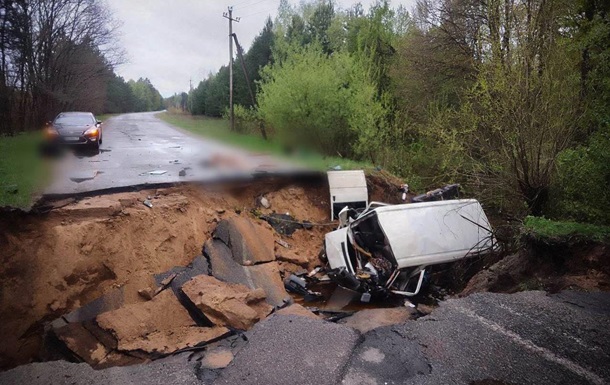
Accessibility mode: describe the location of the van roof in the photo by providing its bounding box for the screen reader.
[363,199,495,268]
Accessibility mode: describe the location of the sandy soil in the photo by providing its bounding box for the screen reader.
[0,178,333,369]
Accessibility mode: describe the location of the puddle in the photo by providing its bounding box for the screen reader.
[139,170,168,176]
[69,171,98,183]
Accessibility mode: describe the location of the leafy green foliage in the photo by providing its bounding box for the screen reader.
[257,43,384,158]
[549,126,610,225]
[234,18,275,109]
[179,0,609,229]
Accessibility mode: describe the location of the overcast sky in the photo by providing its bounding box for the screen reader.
[106,0,417,97]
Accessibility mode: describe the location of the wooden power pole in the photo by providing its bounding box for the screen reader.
[223,7,239,131]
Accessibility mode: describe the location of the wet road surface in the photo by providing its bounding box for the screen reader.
[44,112,300,196]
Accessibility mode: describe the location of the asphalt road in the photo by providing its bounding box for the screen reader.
[44,112,299,196]
[1,290,608,385]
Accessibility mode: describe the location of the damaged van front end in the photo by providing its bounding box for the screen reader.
[323,199,497,300]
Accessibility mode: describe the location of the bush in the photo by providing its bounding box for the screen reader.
[224,105,265,135]
[257,43,385,158]
[548,126,610,225]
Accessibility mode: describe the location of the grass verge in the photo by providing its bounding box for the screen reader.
[0,132,47,208]
[156,112,372,172]
[523,216,610,243]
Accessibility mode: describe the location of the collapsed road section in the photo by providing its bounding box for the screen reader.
[2,170,608,382]
[0,173,405,370]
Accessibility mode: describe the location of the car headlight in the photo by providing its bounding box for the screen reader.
[84,127,99,137]
[45,127,59,138]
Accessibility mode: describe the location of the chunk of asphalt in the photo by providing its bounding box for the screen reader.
[213,217,276,265]
[204,239,290,307]
[61,287,125,324]
[153,255,213,326]
[154,255,210,292]
[213,315,360,385]
[341,326,431,385]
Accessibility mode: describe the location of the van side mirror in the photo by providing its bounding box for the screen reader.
[96,120,102,126]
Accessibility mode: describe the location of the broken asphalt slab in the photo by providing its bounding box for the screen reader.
[3,290,609,385]
[95,290,229,356]
[213,314,360,385]
[213,217,276,265]
[204,238,289,306]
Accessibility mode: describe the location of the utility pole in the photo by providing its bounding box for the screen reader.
[223,7,239,131]
[188,78,193,113]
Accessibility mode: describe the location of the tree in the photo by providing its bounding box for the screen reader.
[105,74,136,113]
[234,17,274,108]
[308,0,335,54]
[128,78,163,112]
[0,0,123,133]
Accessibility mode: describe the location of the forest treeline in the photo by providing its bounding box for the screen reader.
[167,0,609,225]
[0,0,163,134]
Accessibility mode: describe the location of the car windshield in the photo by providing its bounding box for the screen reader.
[54,115,94,126]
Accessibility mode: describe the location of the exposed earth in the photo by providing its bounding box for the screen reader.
[1,174,608,384]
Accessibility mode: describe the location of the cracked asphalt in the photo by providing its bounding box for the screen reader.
[1,290,608,385]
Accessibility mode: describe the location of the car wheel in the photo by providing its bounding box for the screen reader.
[90,140,100,153]
[99,129,103,144]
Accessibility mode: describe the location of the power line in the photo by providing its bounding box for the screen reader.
[230,0,255,7]
[240,7,277,18]
[236,0,273,10]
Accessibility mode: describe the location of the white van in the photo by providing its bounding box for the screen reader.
[323,199,496,298]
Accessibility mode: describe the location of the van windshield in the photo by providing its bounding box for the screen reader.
[349,213,396,283]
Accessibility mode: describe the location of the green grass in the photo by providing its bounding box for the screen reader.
[0,132,47,208]
[523,216,610,243]
[157,112,372,172]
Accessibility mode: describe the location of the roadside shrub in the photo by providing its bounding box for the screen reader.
[257,43,385,158]
[547,126,610,225]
